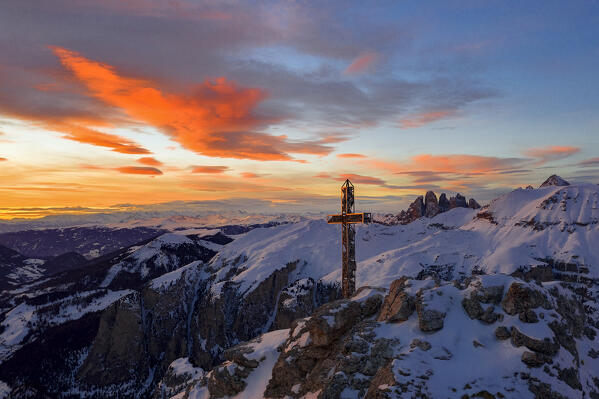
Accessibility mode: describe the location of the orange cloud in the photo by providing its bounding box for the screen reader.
[240,172,261,178]
[191,165,229,174]
[337,153,367,159]
[51,47,336,161]
[0,157,6,161]
[344,52,377,75]
[116,166,163,175]
[47,121,150,154]
[400,111,453,129]
[138,157,163,166]
[524,146,580,164]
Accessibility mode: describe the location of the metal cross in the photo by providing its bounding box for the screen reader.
[327,179,372,298]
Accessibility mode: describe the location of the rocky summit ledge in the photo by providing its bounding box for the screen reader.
[167,275,598,399]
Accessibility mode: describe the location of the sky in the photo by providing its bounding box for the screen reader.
[0,0,598,220]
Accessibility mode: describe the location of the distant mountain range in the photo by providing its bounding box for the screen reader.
[0,176,597,399]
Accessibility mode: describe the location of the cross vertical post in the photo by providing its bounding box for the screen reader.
[327,179,371,298]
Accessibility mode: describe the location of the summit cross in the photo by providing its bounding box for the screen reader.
[327,179,372,298]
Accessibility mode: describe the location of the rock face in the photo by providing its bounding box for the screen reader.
[397,196,425,224]
[449,193,467,209]
[395,191,481,224]
[468,198,481,209]
[424,191,439,218]
[540,174,570,188]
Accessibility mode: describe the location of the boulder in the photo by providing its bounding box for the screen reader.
[377,278,415,322]
[494,326,511,340]
[417,308,445,332]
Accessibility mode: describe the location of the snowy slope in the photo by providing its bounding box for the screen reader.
[209,183,598,295]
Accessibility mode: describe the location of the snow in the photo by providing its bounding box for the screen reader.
[0,381,10,399]
[231,329,289,399]
[149,261,203,290]
[168,357,204,379]
[207,183,598,297]
[0,289,132,361]
[101,233,196,287]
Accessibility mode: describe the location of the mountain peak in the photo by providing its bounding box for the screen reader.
[539,174,570,188]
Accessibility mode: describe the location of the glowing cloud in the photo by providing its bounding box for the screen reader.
[344,52,378,75]
[48,121,151,154]
[191,165,230,174]
[116,166,163,175]
[337,153,367,159]
[240,172,261,178]
[51,47,336,161]
[138,157,163,166]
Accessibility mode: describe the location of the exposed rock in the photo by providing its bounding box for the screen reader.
[394,191,480,224]
[510,327,559,356]
[522,351,546,368]
[501,282,550,316]
[438,193,450,212]
[377,277,415,322]
[223,345,260,369]
[151,358,204,399]
[77,293,149,387]
[449,193,467,209]
[398,196,425,224]
[207,361,251,397]
[468,198,481,209]
[424,191,440,218]
[519,309,539,323]
[306,300,363,347]
[417,307,445,332]
[557,367,582,390]
[410,339,431,351]
[540,175,570,188]
[494,326,511,340]
[462,296,484,319]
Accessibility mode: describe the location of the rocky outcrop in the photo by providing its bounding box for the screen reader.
[78,293,149,388]
[438,193,450,212]
[377,277,415,322]
[424,191,439,218]
[397,196,425,224]
[468,198,481,209]
[151,273,599,399]
[449,193,467,209]
[540,174,570,188]
[264,288,388,398]
[395,191,481,224]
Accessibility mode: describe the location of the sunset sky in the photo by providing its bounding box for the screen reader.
[1,1,598,219]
